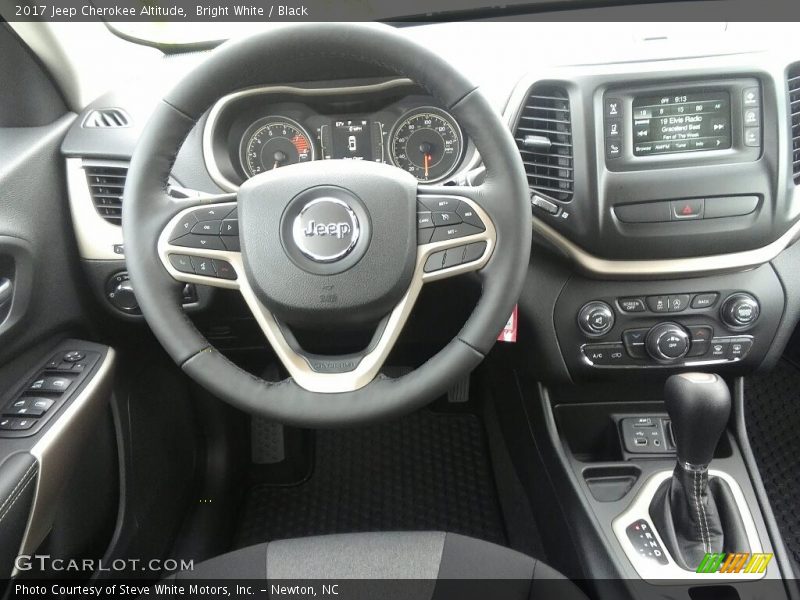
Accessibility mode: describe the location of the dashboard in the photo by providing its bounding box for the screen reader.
[202,79,477,191]
[57,23,800,385]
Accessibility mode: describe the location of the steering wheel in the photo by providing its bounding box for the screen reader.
[123,23,531,427]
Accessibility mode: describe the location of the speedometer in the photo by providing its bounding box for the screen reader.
[388,107,464,183]
[239,116,315,177]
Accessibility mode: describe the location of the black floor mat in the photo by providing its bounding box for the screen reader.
[745,359,800,571]
[234,410,507,548]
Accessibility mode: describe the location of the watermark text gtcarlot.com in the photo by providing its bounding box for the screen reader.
[14,555,194,573]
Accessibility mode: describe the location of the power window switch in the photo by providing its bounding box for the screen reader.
[0,417,35,431]
[21,397,54,417]
[28,375,73,393]
[12,418,36,430]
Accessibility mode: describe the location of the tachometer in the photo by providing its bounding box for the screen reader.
[240,117,315,177]
[388,107,464,183]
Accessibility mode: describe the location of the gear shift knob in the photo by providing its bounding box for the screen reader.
[664,372,731,467]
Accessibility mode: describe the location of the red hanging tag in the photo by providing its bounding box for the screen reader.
[497,305,518,343]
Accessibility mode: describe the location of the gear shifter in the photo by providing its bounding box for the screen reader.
[650,373,749,570]
[665,372,731,468]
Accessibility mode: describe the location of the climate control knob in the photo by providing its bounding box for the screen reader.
[646,322,690,363]
[578,301,615,337]
[720,293,760,329]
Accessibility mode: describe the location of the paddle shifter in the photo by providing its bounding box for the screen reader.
[650,373,749,570]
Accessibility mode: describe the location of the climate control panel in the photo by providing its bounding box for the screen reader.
[553,266,783,378]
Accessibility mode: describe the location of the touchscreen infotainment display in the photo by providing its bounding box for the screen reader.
[632,90,731,156]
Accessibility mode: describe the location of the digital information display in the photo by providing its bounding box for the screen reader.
[632,90,732,156]
[331,119,373,161]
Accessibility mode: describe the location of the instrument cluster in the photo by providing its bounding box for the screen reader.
[203,80,475,191]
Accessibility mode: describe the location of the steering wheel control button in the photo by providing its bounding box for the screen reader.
[29,375,73,393]
[221,236,241,252]
[424,250,447,273]
[212,259,237,280]
[429,223,484,243]
[646,295,670,313]
[646,323,690,362]
[691,293,719,309]
[220,219,239,236]
[432,211,461,227]
[169,254,195,274]
[417,211,434,229]
[456,202,486,229]
[443,246,466,269]
[417,227,434,245]
[192,220,222,235]
[420,196,460,212]
[721,293,760,329]
[618,297,646,313]
[292,197,360,263]
[463,241,487,263]
[190,256,216,277]
[172,234,226,251]
[170,213,199,241]
[578,301,615,337]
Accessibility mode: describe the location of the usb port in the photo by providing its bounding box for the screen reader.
[634,438,648,447]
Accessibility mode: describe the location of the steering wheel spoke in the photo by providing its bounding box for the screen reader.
[157,197,241,289]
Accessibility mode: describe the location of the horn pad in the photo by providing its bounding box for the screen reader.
[238,160,418,327]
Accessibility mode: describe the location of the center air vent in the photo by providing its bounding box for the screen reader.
[82,108,130,128]
[85,165,127,225]
[789,64,800,183]
[513,84,574,202]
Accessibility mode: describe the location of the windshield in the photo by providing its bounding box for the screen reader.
[106,0,642,46]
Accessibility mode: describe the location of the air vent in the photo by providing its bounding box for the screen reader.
[85,165,127,224]
[514,84,574,201]
[789,64,800,183]
[82,108,130,128]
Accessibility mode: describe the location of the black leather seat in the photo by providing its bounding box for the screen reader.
[173,532,588,600]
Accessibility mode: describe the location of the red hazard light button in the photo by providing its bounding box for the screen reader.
[670,198,704,220]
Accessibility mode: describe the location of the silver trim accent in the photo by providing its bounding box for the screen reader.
[612,469,770,582]
[387,106,465,184]
[16,349,116,563]
[203,79,417,192]
[66,157,126,260]
[157,196,495,393]
[579,335,753,369]
[534,217,800,279]
[292,197,360,263]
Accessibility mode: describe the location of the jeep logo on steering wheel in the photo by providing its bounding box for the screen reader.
[304,220,352,239]
[292,197,360,263]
